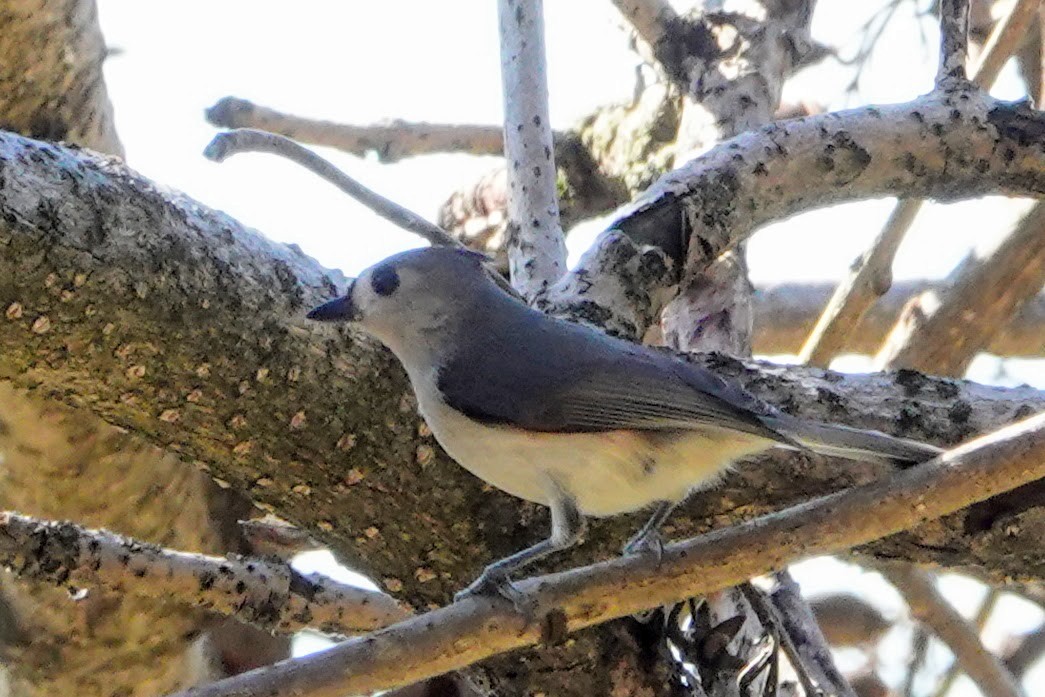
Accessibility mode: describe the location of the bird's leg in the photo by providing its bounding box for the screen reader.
[623,499,678,559]
[455,493,585,610]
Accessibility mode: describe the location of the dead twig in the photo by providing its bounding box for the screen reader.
[204,128,460,248]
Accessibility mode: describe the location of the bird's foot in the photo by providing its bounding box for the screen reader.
[622,530,665,562]
[455,570,536,617]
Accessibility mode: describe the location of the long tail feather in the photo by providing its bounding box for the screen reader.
[764,416,943,467]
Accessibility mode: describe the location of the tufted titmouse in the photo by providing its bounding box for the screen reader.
[308,247,941,601]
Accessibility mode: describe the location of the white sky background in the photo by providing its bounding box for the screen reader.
[95,0,1043,692]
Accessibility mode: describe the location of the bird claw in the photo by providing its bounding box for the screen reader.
[455,571,536,618]
[622,530,665,561]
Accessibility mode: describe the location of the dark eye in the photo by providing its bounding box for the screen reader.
[370,265,400,297]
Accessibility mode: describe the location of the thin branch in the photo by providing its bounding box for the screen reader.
[498,0,567,298]
[798,199,922,367]
[938,0,971,84]
[0,511,408,636]
[206,97,506,162]
[879,564,1023,697]
[970,0,1042,89]
[610,0,679,49]
[168,412,1045,697]
[903,627,932,697]
[932,586,1001,697]
[875,200,1045,374]
[753,280,1043,358]
[1004,624,1045,678]
[793,0,1039,368]
[203,128,460,248]
[767,571,858,697]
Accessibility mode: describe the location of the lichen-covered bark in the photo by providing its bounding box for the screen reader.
[0,131,1042,613]
[0,0,121,156]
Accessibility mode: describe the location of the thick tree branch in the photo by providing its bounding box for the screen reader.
[799,0,1039,368]
[548,87,1045,341]
[498,0,566,297]
[876,201,1045,374]
[0,512,408,635]
[172,412,1045,697]
[1,130,1042,614]
[205,97,506,162]
[880,564,1024,697]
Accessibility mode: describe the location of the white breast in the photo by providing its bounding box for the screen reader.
[409,367,774,517]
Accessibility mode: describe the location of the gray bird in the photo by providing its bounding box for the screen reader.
[308,246,941,601]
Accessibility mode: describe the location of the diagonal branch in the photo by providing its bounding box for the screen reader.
[498,0,566,297]
[170,411,1045,697]
[798,0,1040,368]
[0,511,408,635]
[204,128,459,248]
[875,200,1045,374]
[879,564,1024,697]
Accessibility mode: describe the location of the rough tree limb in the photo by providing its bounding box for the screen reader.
[498,0,566,297]
[0,512,408,635]
[880,564,1024,697]
[171,412,1045,697]
[799,0,1038,367]
[545,86,1045,341]
[1,130,1043,609]
[876,200,1045,375]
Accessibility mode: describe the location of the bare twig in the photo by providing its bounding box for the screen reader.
[203,128,459,248]
[798,199,923,367]
[797,0,1038,368]
[169,412,1045,697]
[932,586,1001,697]
[0,511,408,636]
[875,201,1045,374]
[206,97,505,162]
[903,627,931,697]
[767,571,858,697]
[938,0,970,83]
[497,0,566,297]
[1004,624,1045,678]
[610,0,679,49]
[880,565,1023,697]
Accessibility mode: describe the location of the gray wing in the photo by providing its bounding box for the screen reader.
[437,311,792,445]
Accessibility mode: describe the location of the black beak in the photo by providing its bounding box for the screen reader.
[307,284,358,322]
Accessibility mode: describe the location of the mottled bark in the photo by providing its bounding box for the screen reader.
[1,131,1043,606]
[561,87,1045,341]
